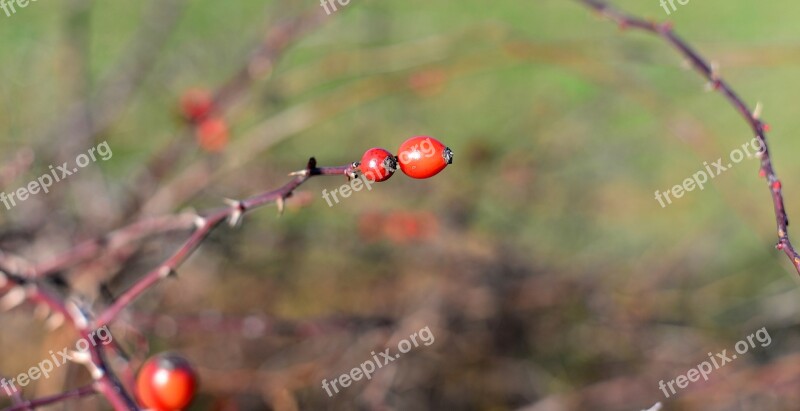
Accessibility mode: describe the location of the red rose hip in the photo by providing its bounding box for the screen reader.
[397,136,453,179]
[358,148,397,182]
[196,117,229,152]
[180,88,213,122]
[136,353,198,411]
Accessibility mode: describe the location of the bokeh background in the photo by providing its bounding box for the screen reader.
[1,0,800,410]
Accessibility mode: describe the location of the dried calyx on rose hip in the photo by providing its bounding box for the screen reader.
[396,136,453,179]
[358,147,398,182]
[136,353,198,411]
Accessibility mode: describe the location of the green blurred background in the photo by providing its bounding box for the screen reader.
[1,0,800,410]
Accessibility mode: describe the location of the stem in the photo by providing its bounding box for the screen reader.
[95,160,354,327]
[2,385,96,411]
[576,0,800,274]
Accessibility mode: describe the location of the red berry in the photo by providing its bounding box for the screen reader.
[180,88,213,122]
[196,117,229,152]
[396,136,453,179]
[136,354,198,411]
[358,148,397,182]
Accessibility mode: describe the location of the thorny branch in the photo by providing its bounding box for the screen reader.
[577,0,800,275]
[0,158,356,410]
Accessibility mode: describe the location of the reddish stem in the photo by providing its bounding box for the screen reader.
[95,160,354,328]
[577,0,800,274]
[2,385,96,411]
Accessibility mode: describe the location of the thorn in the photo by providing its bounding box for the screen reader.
[759,169,767,178]
[85,359,105,380]
[753,102,763,120]
[307,157,317,170]
[70,350,92,364]
[709,61,720,81]
[1,287,26,311]
[773,180,782,191]
[276,197,285,216]
[66,299,89,329]
[777,242,785,250]
[289,169,309,177]
[158,266,174,279]
[224,198,245,227]
[193,215,207,229]
[45,312,65,330]
[763,123,771,133]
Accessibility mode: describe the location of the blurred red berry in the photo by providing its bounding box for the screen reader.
[359,148,397,182]
[180,88,213,122]
[136,353,198,411]
[397,136,453,179]
[196,117,229,153]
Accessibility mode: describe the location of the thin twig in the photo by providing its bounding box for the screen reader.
[577,0,800,274]
[95,159,356,328]
[2,385,96,411]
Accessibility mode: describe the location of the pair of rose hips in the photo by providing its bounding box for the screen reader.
[181,88,229,152]
[358,136,453,181]
[136,354,198,411]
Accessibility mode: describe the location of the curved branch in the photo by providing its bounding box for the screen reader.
[95,159,356,327]
[577,0,799,274]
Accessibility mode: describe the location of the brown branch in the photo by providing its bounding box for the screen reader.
[128,7,330,213]
[95,159,356,328]
[31,213,197,278]
[2,385,96,411]
[577,0,800,274]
